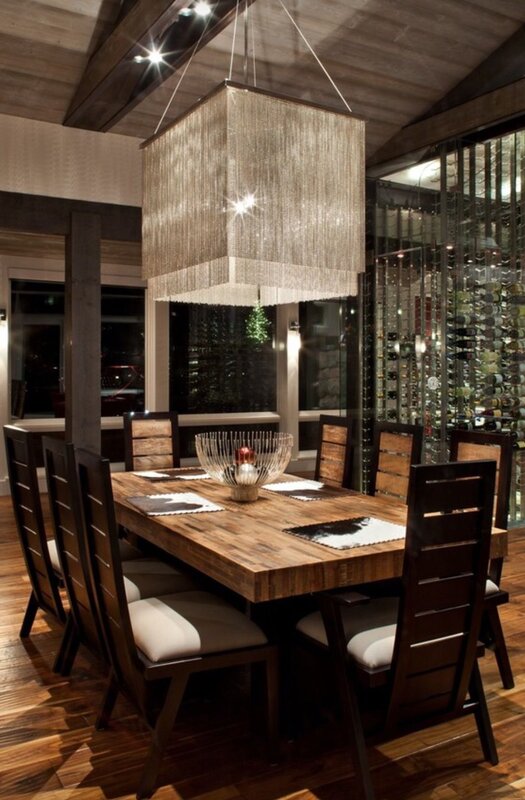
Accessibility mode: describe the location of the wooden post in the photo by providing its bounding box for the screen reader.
[65,211,101,452]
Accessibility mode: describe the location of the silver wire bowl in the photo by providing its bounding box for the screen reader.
[195,431,293,502]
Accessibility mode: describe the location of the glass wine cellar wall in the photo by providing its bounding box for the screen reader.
[368,129,525,524]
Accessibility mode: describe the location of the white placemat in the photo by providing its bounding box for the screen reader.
[132,469,210,481]
[285,516,406,549]
[266,480,324,492]
[264,479,333,500]
[133,470,173,479]
[127,492,223,516]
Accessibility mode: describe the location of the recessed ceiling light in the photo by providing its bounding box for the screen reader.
[179,6,193,15]
[147,48,164,64]
[194,1,212,17]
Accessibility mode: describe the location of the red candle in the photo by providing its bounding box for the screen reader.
[235,446,255,464]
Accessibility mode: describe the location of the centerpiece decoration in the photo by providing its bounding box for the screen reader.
[195,430,293,502]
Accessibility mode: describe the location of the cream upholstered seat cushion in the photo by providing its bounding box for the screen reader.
[129,590,268,663]
[123,558,197,603]
[486,579,500,596]
[47,538,61,573]
[296,596,399,671]
[47,537,141,573]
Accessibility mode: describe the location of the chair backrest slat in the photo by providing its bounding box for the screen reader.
[3,425,65,622]
[314,415,354,489]
[76,448,142,694]
[386,459,496,732]
[370,422,423,503]
[123,411,180,472]
[43,436,103,657]
[449,429,512,530]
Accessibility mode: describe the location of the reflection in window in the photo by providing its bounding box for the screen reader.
[169,303,276,413]
[299,299,348,411]
[10,280,145,418]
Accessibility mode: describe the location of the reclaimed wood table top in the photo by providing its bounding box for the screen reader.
[112,471,508,603]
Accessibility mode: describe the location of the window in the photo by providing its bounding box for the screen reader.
[299,298,348,411]
[10,280,145,418]
[169,303,276,414]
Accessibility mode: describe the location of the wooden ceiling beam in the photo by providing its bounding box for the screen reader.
[367,77,525,173]
[0,191,141,241]
[64,0,256,132]
[368,24,525,173]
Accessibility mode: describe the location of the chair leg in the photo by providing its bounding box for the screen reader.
[484,606,514,690]
[319,599,375,800]
[470,660,498,766]
[59,628,81,677]
[137,672,189,800]
[96,671,120,730]
[53,613,76,674]
[20,591,39,638]
[264,648,280,764]
[337,665,375,800]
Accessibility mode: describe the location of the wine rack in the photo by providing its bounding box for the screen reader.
[444,135,525,523]
[365,193,444,473]
[370,132,525,523]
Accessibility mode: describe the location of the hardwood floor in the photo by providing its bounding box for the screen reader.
[0,493,524,799]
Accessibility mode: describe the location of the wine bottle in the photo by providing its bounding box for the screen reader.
[453,327,477,337]
[455,314,477,326]
[450,351,475,361]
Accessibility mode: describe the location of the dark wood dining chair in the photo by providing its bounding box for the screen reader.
[450,428,514,689]
[42,436,201,676]
[123,411,180,472]
[3,425,66,645]
[42,436,106,675]
[369,420,423,502]
[314,414,355,489]
[296,459,498,800]
[75,448,279,800]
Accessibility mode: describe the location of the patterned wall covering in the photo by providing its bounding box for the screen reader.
[0,115,142,206]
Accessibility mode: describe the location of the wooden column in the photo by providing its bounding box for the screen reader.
[65,211,101,452]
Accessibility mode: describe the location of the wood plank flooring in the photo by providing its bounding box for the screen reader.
[0,494,524,799]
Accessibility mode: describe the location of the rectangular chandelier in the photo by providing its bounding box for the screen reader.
[142,81,365,306]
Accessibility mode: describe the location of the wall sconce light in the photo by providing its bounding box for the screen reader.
[288,320,301,356]
[0,309,6,322]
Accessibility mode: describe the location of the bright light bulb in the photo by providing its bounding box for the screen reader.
[242,193,255,211]
[194,1,212,17]
[148,49,164,64]
[288,330,301,356]
[230,193,257,216]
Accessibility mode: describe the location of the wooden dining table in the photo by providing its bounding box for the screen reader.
[111,470,508,604]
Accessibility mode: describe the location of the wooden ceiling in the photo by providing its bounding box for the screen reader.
[2,0,525,170]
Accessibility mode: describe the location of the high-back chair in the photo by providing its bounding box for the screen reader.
[296,460,498,800]
[3,425,66,640]
[43,436,201,676]
[450,428,514,689]
[314,415,355,489]
[123,411,180,472]
[42,436,105,674]
[75,448,279,799]
[369,421,423,503]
